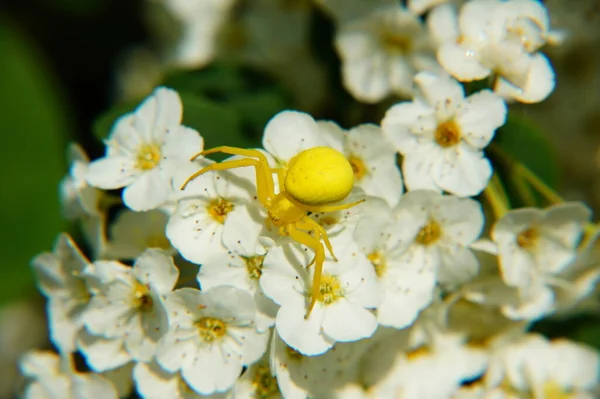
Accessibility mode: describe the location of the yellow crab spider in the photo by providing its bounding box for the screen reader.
[181,146,364,317]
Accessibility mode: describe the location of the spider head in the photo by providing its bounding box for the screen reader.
[268,193,306,226]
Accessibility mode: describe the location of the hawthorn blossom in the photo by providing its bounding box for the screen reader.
[382,71,506,197]
[86,87,204,211]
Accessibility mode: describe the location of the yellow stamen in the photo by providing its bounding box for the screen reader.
[415,220,442,246]
[195,317,227,342]
[207,198,235,224]
[434,120,461,148]
[136,143,161,170]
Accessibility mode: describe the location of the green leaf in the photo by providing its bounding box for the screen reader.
[179,93,259,160]
[495,113,560,188]
[0,22,70,304]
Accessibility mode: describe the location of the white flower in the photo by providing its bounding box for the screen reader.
[233,355,282,399]
[60,143,103,220]
[380,190,484,288]
[318,121,404,207]
[20,351,118,399]
[162,0,236,67]
[86,87,204,211]
[491,203,592,289]
[353,201,437,328]
[270,331,370,399]
[433,0,559,103]
[105,209,174,260]
[198,205,277,332]
[260,235,381,356]
[166,159,258,265]
[76,331,132,373]
[31,234,96,353]
[334,1,439,102]
[133,360,232,399]
[60,144,110,259]
[382,71,506,197]
[156,286,269,395]
[485,334,600,398]
[82,249,178,362]
[360,333,488,399]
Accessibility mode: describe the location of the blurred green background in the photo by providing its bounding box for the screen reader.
[0,0,147,304]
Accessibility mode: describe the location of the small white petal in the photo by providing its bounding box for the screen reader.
[275,297,334,356]
[438,44,491,81]
[86,157,138,190]
[454,90,507,149]
[321,300,377,342]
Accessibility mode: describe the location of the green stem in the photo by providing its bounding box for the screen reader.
[483,174,510,219]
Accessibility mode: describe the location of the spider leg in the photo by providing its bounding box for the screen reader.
[296,217,337,261]
[181,158,273,206]
[284,192,365,213]
[287,224,325,318]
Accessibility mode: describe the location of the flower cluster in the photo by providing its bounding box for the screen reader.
[19,0,600,399]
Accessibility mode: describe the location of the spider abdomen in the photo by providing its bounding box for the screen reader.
[284,147,354,206]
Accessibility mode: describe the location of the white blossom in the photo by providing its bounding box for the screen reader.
[382,71,507,197]
[77,331,132,372]
[233,355,282,399]
[270,331,370,399]
[485,334,600,398]
[31,234,96,353]
[260,235,381,356]
[198,205,277,332]
[492,203,591,289]
[334,1,439,102]
[166,159,258,265]
[162,0,236,67]
[433,0,559,103]
[106,209,174,260]
[82,249,178,362]
[86,87,204,211]
[20,351,118,399]
[353,201,437,328]
[133,361,232,399]
[156,286,269,395]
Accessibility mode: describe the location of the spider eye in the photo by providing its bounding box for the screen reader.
[284,147,354,206]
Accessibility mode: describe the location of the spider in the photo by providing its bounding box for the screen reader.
[181,146,364,317]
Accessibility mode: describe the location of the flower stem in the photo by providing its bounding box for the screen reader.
[483,174,510,219]
[514,163,563,205]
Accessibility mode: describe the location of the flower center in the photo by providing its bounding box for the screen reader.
[136,143,162,170]
[133,283,154,312]
[415,219,442,246]
[195,317,227,342]
[251,364,280,399]
[316,274,344,305]
[347,154,367,180]
[435,120,461,148]
[406,346,429,361]
[380,32,413,54]
[517,227,539,249]
[242,255,265,280]
[367,251,387,277]
[207,197,235,224]
[542,381,573,399]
